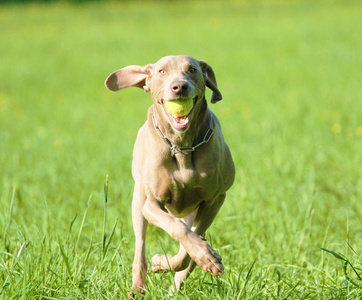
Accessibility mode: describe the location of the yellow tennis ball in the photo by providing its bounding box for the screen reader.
[165,98,193,117]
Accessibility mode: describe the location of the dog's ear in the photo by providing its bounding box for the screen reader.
[199,60,222,103]
[105,64,153,92]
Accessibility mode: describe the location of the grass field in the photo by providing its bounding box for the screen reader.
[0,0,361,298]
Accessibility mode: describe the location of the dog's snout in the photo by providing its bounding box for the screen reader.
[171,81,189,95]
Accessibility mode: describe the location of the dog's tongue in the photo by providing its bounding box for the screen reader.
[171,115,189,130]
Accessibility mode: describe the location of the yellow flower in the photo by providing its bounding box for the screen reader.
[332,123,341,134]
[53,140,63,149]
[356,126,362,136]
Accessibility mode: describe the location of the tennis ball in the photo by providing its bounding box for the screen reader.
[165,98,193,117]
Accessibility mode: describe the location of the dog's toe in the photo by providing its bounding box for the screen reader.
[209,260,224,275]
[200,254,224,275]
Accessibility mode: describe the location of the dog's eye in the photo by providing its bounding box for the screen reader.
[188,66,197,74]
[159,69,166,74]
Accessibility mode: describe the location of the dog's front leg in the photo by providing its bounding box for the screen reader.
[142,197,224,277]
[128,184,148,298]
[173,193,226,290]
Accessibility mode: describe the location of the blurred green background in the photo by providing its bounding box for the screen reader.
[0,0,361,298]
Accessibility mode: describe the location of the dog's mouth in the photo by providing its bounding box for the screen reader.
[162,96,198,131]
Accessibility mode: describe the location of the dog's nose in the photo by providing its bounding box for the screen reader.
[171,81,189,95]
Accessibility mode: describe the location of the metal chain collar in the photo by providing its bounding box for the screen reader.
[151,108,214,157]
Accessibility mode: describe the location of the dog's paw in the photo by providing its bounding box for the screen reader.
[151,253,174,273]
[188,236,224,276]
[128,284,146,299]
[199,246,224,275]
[127,291,137,299]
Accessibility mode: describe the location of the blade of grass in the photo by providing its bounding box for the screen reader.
[102,175,109,257]
[76,193,93,251]
[103,218,118,260]
[68,214,78,235]
[237,260,256,300]
[276,269,281,297]
[321,248,346,261]
[77,238,93,278]
[159,241,176,293]
[59,241,73,280]
[3,186,16,250]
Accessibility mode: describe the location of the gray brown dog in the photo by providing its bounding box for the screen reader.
[105,55,235,296]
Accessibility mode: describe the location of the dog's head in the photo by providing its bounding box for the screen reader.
[105,55,222,131]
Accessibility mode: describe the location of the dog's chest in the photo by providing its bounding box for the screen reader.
[164,166,219,217]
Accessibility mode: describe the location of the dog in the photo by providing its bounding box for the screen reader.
[105,55,235,296]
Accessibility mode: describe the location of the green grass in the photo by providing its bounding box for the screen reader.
[0,0,361,298]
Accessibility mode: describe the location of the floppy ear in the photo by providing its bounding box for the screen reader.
[105,64,153,92]
[199,60,222,103]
